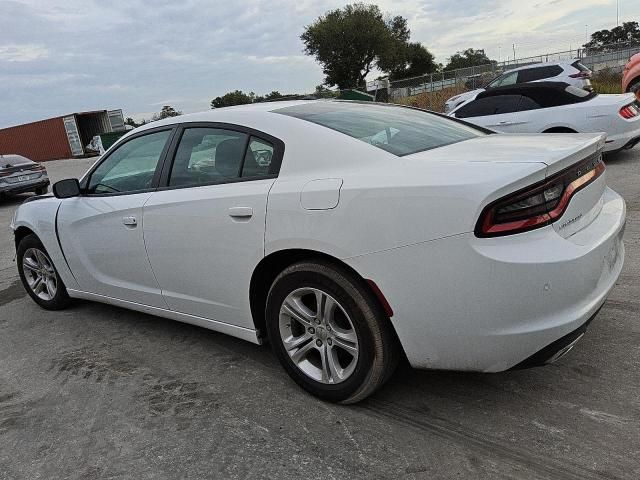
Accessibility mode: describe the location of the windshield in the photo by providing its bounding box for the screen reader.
[275,102,484,156]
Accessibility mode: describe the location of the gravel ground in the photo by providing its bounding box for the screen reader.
[0,151,639,480]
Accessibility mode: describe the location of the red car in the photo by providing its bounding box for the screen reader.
[622,53,640,97]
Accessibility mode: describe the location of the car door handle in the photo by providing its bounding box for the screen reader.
[228,207,253,218]
[122,215,138,226]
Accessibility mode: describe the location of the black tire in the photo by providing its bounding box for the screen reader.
[266,260,399,403]
[34,186,48,195]
[543,127,577,133]
[17,234,71,310]
[626,78,640,94]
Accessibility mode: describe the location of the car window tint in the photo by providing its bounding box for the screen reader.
[275,102,483,156]
[517,65,563,83]
[241,137,273,178]
[517,96,542,111]
[455,95,522,118]
[87,130,171,194]
[169,128,248,187]
[488,71,517,88]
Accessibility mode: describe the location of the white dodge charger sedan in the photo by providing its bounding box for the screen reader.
[11,101,626,403]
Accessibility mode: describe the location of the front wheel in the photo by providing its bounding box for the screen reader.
[17,234,71,310]
[266,261,399,403]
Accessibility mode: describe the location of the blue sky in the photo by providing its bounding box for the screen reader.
[0,0,638,127]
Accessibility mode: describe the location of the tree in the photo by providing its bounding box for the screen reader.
[584,22,640,51]
[444,48,494,71]
[263,91,284,101]
[386,42,437,80]
[211,90,254,108]
[151,105,182,121]
[301,3,410,89]
[211,90,288,108]
[125,117,139,128]
[314,85,338,98]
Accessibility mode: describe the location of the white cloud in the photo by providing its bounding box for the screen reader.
[0,0,638,127]
[0,44,48,62]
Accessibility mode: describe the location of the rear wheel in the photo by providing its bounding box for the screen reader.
[17,234,70,310]
[266,260,399,403]
[626,78,640,93]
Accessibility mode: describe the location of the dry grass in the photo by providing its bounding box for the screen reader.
[590,68,623,94]
[392,85,470,113]
[390,69,626,112]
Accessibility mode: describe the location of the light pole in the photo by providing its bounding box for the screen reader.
[617,0,620,27]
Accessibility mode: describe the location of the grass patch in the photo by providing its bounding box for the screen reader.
[591,68,623,94]
[392,85,470,113]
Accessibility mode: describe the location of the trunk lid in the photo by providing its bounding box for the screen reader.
[408,133,607,238]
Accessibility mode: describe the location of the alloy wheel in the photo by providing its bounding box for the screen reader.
[279,287,359,384]
[22,247,57,301]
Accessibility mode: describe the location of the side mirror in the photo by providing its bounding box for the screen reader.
[52,178,81,199]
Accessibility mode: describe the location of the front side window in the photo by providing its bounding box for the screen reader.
[275,102,483,156]
[455,95,522,118]
[87,130,171,194]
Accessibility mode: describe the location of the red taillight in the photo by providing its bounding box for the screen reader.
[619,104,639,119]
[476,154,605,237]
[569,71,591,79]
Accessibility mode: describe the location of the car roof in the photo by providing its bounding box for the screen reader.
[501,59,579,74]
[473,81,595,107]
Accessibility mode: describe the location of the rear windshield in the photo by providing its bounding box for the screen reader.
[274,102,484,156]
[0,154,31,167]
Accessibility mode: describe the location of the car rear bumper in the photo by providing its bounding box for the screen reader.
[345,187,626,372]
[603,122,640,152]
[0,178,49,195]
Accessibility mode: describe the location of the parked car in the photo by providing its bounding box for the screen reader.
[11,101,625,403]
[622,52,640,96]
[0,154,49,198]
[444,60,593,113]
[449,82,640,153]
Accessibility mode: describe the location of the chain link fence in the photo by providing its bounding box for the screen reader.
[351,40,640,111]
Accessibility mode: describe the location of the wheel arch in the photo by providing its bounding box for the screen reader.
[14,225,37,248]
[542,126,578,133]
[249,249,396,342]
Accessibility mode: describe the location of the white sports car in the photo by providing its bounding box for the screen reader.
[449,82,640,153]
[11,101,626,403]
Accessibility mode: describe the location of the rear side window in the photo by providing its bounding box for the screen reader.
[275,102,484,156]
[517,65,563,83]
[487,71,518,88]
[455,95,523,118]
[168,128,275,187]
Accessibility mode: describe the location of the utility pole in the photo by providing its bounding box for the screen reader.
[585,25,588,43]
[498,45,501,63]
[512,43,516,62]
[617,0,620,26]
